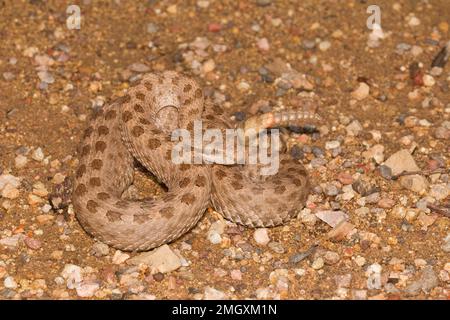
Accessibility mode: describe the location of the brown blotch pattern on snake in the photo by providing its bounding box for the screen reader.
[131,126,144,137]
[181,193,196,205]
[86,200,98,213]
[95,141,107,153]
[91,159,103,170]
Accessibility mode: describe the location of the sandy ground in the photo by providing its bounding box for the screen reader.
[0,0,449,299]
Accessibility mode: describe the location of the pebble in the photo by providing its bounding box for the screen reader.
[383,149,419,176]
[0,234,24,248]
[404,266,438,296]
[230,269,242,281]
[37,71,54,84]
[408,16,421,27]
[325,140,340,150]
[442,234,450,252]
[257,38,270,51]
[326,221,355,241]
[4,276,18,289]
[337,172,354,185]
[3,72,15,81]
[422,74,435,87]
[146,23,158,33]
[346,120,363,136]
[351,83,370,101]
[268,241,285,254]
[362,144,384,164]
[31,148,45,162]
[256,0,272,7]
[202,59,216,73]
[112,250,130,264]
[127,244,182,274]
[354,256,366,267]
[399,175,428,193]
[312,257,324,270]
[315,210,348,228]
[323,251,340,265]
[61,264,83,289]
[128,63,150,73]
[197,0,210,8]
[429,184,449,200]
[91,242,110,257]
[324,184,340,196]
[366,263,382,289]
[253,228,270,245]
[14,154,28,169]
[76,281,99,298]
[24,237,42,250]
[318,41,331,51]
[204,287,226,300]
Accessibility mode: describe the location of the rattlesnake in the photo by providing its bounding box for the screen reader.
[72,71,320,251]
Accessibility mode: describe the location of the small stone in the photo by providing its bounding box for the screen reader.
[325,140,340,150]
[362,144,384,164]
[315,210,348,227]
[404,266,438,296]
[4,276,18,289]
[2,184,20,199]
[442,234,450,252]
[429,184,449,200]
[253,228,270,245]
[127,244,182,274]
[24,237,42,250]
[346,120,363,136]
[383,149,419,176]
[399,175,428,193]
[128,63,150,73]
[257,38,270,51]
[230,269,242,280]
[112,250,130,264]
[354,256,366,267]
[202,59,215,73]
[351,83,370,101]
[337,172,354,185]
[167,4,177,14]
[207,230,221,245]
[37,71,55,84]
[323,251,340,265]
[61,264,82,289]
[422,74,435,87]
[76,281,99,298]
[146,23,158,33]
[312,257,324,270]
[326,221,355,241]
[197,0,210,8]
[237,81,250,91]
[318,41,331,51]
[204,287,226,300]
[14,155,28,169]
[0,234,24,248]
[256,0,272,7]
[91,242,110,257]
[378,198,395,209]
[408,16,421,27]
[268,241,285,254]
[31,148,45,162]
[366,263,382,290]
[417,212,437,229]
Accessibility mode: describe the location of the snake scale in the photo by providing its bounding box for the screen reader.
[72,71,320,251]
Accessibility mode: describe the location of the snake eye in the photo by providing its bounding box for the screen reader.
[156,105,179,132]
